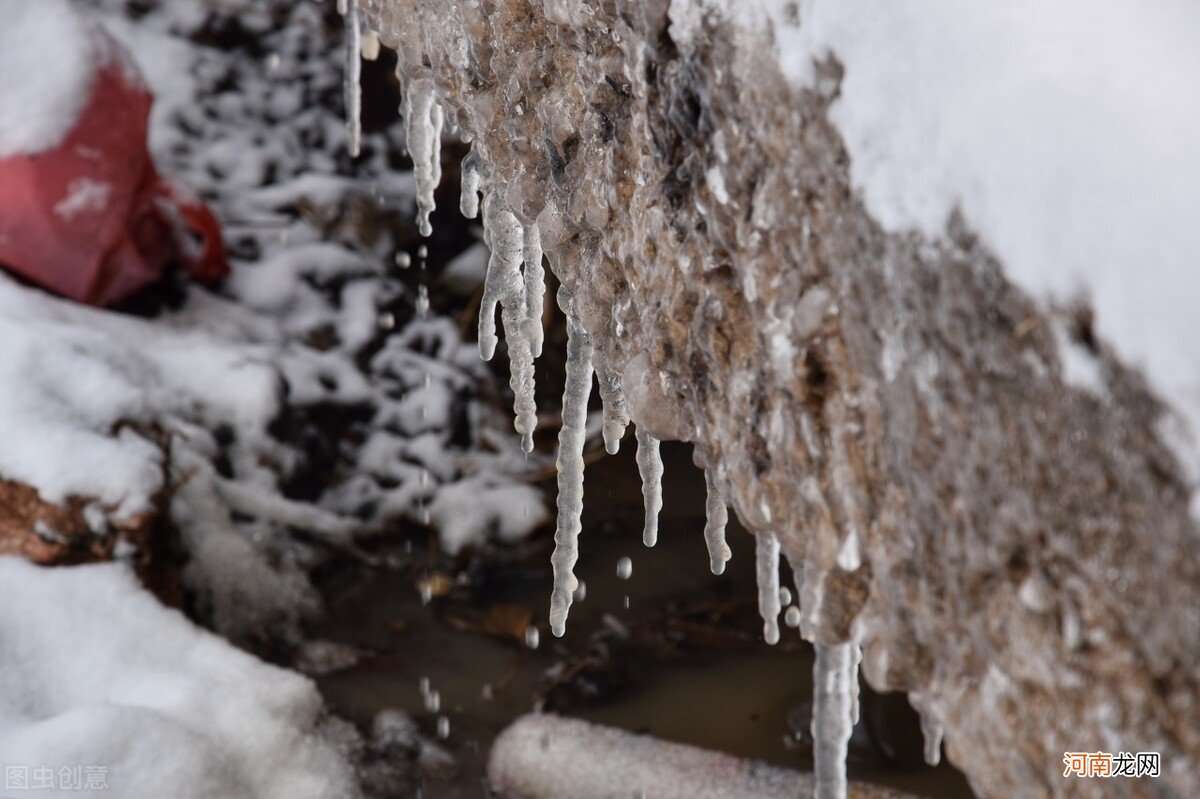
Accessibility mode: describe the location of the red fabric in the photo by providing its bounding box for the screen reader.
[0,45,227,306]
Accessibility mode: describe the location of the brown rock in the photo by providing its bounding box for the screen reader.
[364,2,1200,796]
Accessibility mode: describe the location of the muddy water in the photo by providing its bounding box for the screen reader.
[314,442,976,798]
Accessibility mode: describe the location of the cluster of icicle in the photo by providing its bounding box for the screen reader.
[334,4,941,796]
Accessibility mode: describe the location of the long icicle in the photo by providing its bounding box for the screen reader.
[549,288,593,636]
[635,428,663,547]
[342,0,362,157]
[755,531,782,645]
[812,641,854,799]
[703,470,732,575]
[478,198,537,452]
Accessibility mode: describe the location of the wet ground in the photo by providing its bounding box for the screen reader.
[313,441,977,798]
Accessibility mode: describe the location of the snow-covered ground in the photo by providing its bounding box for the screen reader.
[0,557,358,799]
[0,0,551,795]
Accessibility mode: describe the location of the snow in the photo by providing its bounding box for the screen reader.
[0,0,96,159]
[427,475,548,555]
[743,0,1200,456]
[0,557,356,799]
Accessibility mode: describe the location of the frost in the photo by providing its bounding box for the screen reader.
[548,288,593,637]
[756,531,781,645]
[703,470,732,575]
[635,429,663,547]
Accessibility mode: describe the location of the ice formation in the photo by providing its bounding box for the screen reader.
[340,0,361,158]
[478,197,539,452]
[402,74,443,237]
[812,642,854,799]
[756,531,781,645]
[702,470,732,575]
[920,713,944,767]
[547,288,593,637]
[635,429,663,547]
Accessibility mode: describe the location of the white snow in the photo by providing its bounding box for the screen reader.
[53,178,112,220]
[0,0,97,159]
[427,475,548,555]
[0,557,357,799]
[0,274,278,519]
[743,0,1200,456]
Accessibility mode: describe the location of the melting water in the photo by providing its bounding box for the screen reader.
[311,443,976,798]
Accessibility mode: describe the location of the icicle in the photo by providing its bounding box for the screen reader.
[403,75,443,236]
[920,715,944,767]
[479,197,538,452]
[703,470,732,575]
[849,643,862,725]
[478,197,522,360]
[523,223,545,358]
[812,642,854,799]
[596,365,630,454]
[548,289,594,637]
[342,0,362,158]
[460,154,482,219]
[361,28,381,61]
[755,532,781,645]
[635,429,663,547]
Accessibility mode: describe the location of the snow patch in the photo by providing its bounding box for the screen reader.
[0,0,96,158]
[0,557,357,799]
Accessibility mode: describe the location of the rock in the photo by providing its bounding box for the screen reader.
[362,1,1200,796]
[0,477,181,606]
